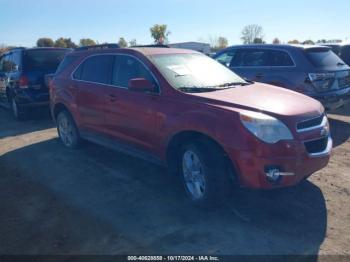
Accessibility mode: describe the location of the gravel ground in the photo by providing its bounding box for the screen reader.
[0,105,349,258]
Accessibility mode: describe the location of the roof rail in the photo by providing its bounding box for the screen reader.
[74,43,120,51]
[133,44,170,48]
[8,47,26,51]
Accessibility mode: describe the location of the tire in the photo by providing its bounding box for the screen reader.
[56,110,80,149]
[179,139,232,207]
[11,97,26,121]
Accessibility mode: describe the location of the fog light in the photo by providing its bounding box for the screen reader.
[265,167,295,183]
[266,168,281,182]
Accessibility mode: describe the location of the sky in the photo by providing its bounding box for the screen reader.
[0,0,349,47]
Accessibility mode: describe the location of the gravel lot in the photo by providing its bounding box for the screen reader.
[0,105,349,257]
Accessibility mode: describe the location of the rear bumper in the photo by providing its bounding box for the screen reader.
[228,137,332,189]
[14,88,49,107]
[311,87,350,110]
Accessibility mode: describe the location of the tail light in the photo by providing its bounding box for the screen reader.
[18,75,29,89]
[308,72,335,92]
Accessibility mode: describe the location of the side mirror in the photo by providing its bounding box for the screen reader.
[128,78,155,92]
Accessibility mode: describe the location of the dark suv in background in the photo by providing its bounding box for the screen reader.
[0,47,71,119]
[324,43,350,66]
[214,44,350,110]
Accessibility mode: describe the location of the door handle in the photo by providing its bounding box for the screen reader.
[108,94,117,102]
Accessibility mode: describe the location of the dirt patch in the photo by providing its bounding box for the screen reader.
[0,105,349,256]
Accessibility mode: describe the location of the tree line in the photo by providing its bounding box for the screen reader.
[0,23,344,56]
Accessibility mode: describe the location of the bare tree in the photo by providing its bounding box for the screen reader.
[241,24,264,44]
[129,39,137,47]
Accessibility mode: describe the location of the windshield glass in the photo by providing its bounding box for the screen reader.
[305,48,346,67]
[150,53,246,91]
[24,49,70,71]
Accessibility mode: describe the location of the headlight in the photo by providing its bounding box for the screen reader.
[240,111,293,144]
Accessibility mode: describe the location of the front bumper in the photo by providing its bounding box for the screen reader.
[228,137,332,189]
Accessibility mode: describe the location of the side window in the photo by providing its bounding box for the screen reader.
[0,56,4,72]
[231,49,269,67]
[2,54,14,72]
[269,50,294,66]
[79,55,114,84]
[215,50,236,67]
[112,55,155,89]
[11,51,21,70]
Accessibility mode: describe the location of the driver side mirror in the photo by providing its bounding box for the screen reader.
[128,78,155,93]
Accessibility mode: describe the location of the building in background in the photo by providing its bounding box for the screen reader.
[168,42,211,55]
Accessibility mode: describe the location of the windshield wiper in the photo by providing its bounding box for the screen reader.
[217,81,250,87]
[178,86,229,93]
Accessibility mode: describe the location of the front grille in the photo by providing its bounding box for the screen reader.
[338,75,350,88]
[297,114,324,131]
[304,136,328,154]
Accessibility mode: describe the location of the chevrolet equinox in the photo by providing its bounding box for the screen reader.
[50,44,332,206]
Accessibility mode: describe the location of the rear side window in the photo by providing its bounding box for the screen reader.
[215,50,236,67]
[269,50,294,66]
[305,48,345,67]
[78,55,114,84]
[11,51,22,69]
[0,54,13,72]
[112,55,155,88]
[24,49,70,71]
[232,49,269,67]
[55,55,78,75]
[340,46,350,65]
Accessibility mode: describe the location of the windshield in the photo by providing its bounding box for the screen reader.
[24,49,70,71]
[305,48,346,67]
[150,53,247,91]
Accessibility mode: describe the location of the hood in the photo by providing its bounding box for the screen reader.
[189,83,324,119]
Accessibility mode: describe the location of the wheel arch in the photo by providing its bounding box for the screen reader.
[166,130,238,182]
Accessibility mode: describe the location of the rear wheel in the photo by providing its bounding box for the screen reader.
[179,139,232,207]
[11,97,26,120]
[57,110,80,149]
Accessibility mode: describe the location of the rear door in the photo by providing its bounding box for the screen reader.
[74,54,114,133]
[230,48,270,82]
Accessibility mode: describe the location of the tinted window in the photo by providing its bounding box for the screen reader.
[305,48,345,67]
[56,55,78,75]
[23,49,69,71]
[11,51,22,69]
[232,49,269,67]
[113,56,155,88]
[1,54,14,72]
[80,55,114,84]
[269,50,294,66]
[215,50,236,67]
[340,46,350,65]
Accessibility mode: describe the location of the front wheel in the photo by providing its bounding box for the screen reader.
[179,140,232,207]
[57,110,80,149]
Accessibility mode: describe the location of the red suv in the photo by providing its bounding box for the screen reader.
[50,44,332,206]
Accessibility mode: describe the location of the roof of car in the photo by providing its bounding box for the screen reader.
[70,47,199,57]
[225,44,331,51]
[130,47,199,56]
